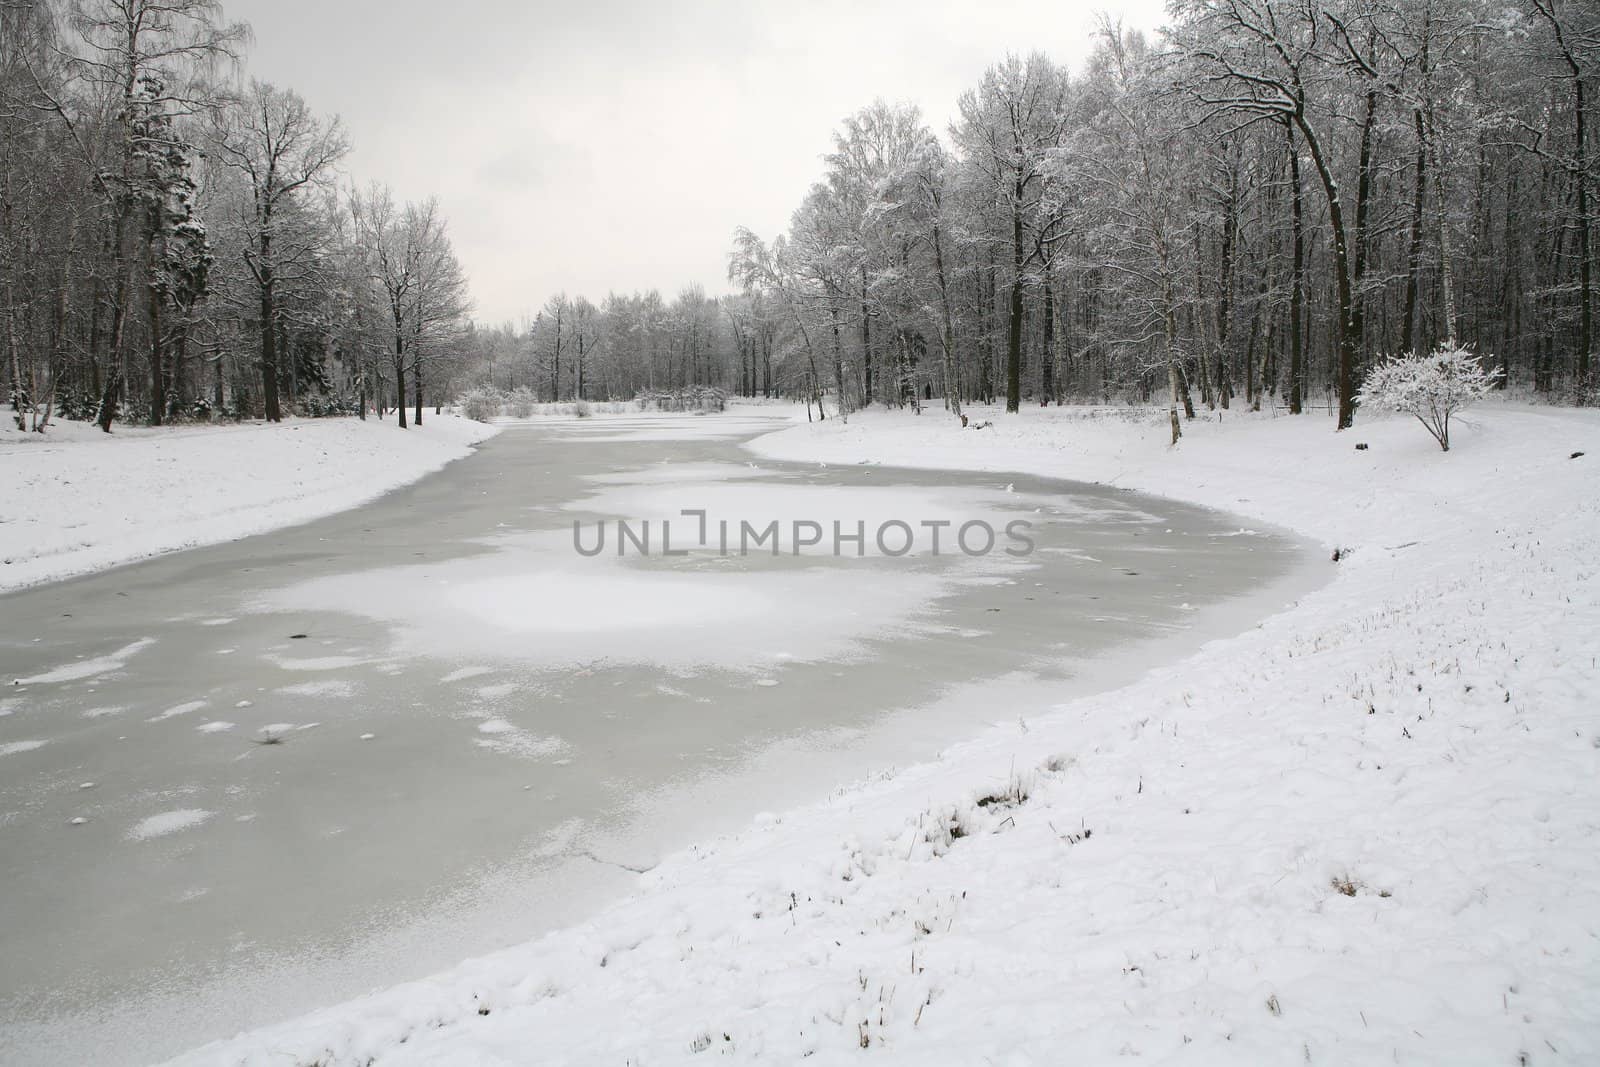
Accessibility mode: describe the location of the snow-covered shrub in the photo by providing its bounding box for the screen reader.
[56,389,98,422]
[298,394,359,418]
[459,388,502,423]
[505,388,537,419]
[1355,345,1500,452]
[572,399,592,418]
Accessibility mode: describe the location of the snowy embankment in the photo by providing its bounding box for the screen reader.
[171,401,1597,1066]
[0,415,498,593]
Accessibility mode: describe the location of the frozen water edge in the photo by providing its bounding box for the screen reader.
[0,415,499,594]
[153,401,1600,1066]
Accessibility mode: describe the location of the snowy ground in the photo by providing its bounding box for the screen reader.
[0,414,498,592]
[146,399,1600,1064]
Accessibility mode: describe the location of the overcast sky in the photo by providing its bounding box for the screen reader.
[224,0,1166,325]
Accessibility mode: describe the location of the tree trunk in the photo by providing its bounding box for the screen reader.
[972,247,985,403]
[1431,132,1459,347]
[172,323,187,416]
[576,328,585,399]
[147,235,165,425]
[1402,108,1428,355]
[932,219,961,421]
[1577,73,1592,380]
[1165,289,1184,445]
[762,331,772,397]
[1216,169,1236,408]
[860,266,873,406]
[393,326,407,428]
[6,307,23,431]
[261,264,280,422]
[1005,183,1024,413]
[1344,87,1380,426]
[1192,218,1214,410]
[285,320,298,415]
[1295,105,1361,429]
[1288,122,1305,414]
[97,210,133,433]
[551,305,562,401]
[829,305,849,423]
[1041,272,1055,405]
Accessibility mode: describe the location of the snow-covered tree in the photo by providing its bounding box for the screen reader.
[1355,346,1500,451]
[350,186,468,427]
[210,81,348,423]
[874,131,963,421]
[53,0,246,430]
[952,53,1072,414]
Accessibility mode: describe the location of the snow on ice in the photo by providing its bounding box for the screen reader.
[15,637,156,685]
[126,810,213,842]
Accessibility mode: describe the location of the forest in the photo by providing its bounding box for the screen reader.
[2,0,1597,434]
[474,0,1600,433]
[1,0,469,432]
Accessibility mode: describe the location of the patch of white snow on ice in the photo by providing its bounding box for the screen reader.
[147,700,206,723]
[473,718,569,760]
[16,637,155,684]
[277,679,356,698]
[440,666,495,683]
[266,653,373,672]
[126,809,212,841]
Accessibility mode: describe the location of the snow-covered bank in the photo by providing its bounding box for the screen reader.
[168,402,1598,1066]
[752,399,1591,552]
[0,415,499,593]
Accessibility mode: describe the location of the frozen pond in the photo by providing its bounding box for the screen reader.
[0,412,1321,1065]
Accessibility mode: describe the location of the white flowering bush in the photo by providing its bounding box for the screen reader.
[1355,345,1501,452]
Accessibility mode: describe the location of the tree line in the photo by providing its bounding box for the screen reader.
[1,0,472,433]
[457,0,1597,437]
[461,285,776,407]
[728,0,1598,436]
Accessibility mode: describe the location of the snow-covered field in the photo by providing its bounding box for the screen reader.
[163,399,1599,1066]
[0,415,499,592]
